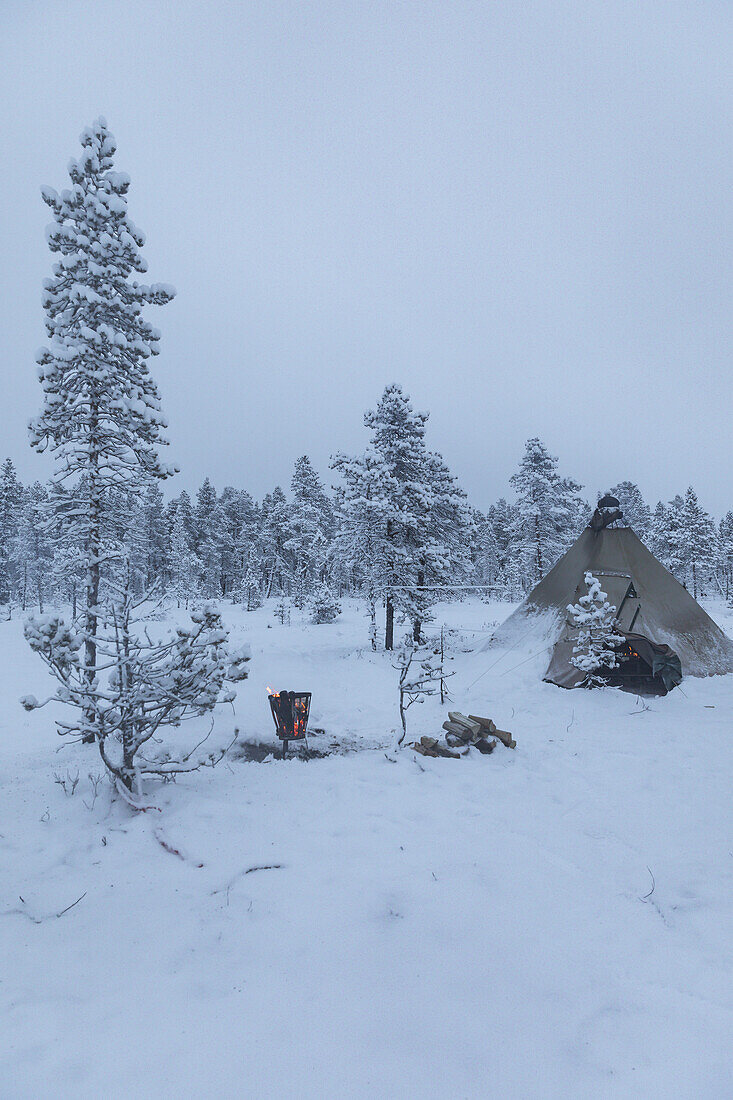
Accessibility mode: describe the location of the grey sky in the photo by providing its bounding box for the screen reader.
[1,1,730,514]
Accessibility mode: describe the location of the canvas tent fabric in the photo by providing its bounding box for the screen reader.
[489,526,733,688]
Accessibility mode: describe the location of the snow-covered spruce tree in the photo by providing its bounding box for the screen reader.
[719,512,733,600]
[607,481,651,539]
[332,384,473,649]
[219,487,258,599]
[309,581,341,624]
[240,555,263,611]
[330,450,387,649]
[679,487,718,598]
[193,479,226,597]
[648,500,672,568]
[51,544,86,617]
[13,482,53,612]
[273,596,291,625]
[30,117,176,719]
[509,438,585,590]
[362,386,429,649]
[0,459,24,612]
[168,507,201,608]
[46,480,86,614]
[137,481,168,590]
[664,494,688,580]
[471,509,500,595]
[257,486,289,597]
[485,497,519,599]
[416,448,474,640]
[22,568,251,798]
[192,477,217,551]
[568,572,624,687]
[165,489,196,545]
[286,456,334,607]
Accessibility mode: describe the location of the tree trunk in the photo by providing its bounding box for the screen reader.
[385,596,394,650]
[385,521,395,650]
[266,557,278,599]
[440,625,445,704]
[412,569,424,642]
[368,592,377,651]
[84,415,101,744]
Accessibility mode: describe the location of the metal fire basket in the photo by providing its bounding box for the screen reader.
[268,690,311,757]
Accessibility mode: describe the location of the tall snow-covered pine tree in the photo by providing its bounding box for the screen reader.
[30,118,175,708]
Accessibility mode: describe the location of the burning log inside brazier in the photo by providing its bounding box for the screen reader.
[267,689,311,757]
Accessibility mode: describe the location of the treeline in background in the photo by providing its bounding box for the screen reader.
[2,392,731,630]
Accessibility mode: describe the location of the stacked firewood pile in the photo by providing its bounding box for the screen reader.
[411,712,516,758]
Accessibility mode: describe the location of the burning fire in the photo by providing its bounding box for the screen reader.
[267,687,311,743]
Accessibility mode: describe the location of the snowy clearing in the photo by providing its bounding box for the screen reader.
[2,597,732,1098]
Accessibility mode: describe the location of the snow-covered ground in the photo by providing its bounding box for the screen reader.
[2,597,731,1098]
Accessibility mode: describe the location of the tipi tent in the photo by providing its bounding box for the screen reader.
[491,508,733,692]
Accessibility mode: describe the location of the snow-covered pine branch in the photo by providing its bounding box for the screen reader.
[23,571,250,796]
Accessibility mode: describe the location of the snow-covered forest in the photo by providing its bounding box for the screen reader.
[2,3,732,1091]
[3,448,731,628]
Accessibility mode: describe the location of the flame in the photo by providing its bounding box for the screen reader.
[267,688,310,741]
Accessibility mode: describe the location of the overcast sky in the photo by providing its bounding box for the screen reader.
[1,1,730,514]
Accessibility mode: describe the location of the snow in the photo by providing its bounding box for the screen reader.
[1,596,731,1097]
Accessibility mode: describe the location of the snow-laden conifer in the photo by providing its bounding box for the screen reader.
[30,118,176,706]
[332,384,473,648]
[568,572,624,686]
[218,487,258,599]
[261,486,290,597]
[679,487,718,597]
[240,555,263,611]
[309,582,341,624]
[719,512,733,601]
[13,483,53,612]
[286,456,333,606]
[509,438,585,588]
[648,500,672,568]
[23,572,250,798]
[330,450,387,648]
[51,544,86,617]
[0,459,23,611]
[662,495,687,579]
[137,481,168,590]
[168,508,201,608]
[607,481,651,539]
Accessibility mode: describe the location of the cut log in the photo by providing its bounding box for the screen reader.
[443,720,479,741]
[469,715,516,749]
[468,714,496,734]
[447,712,482,737]
[411,736,461,759]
